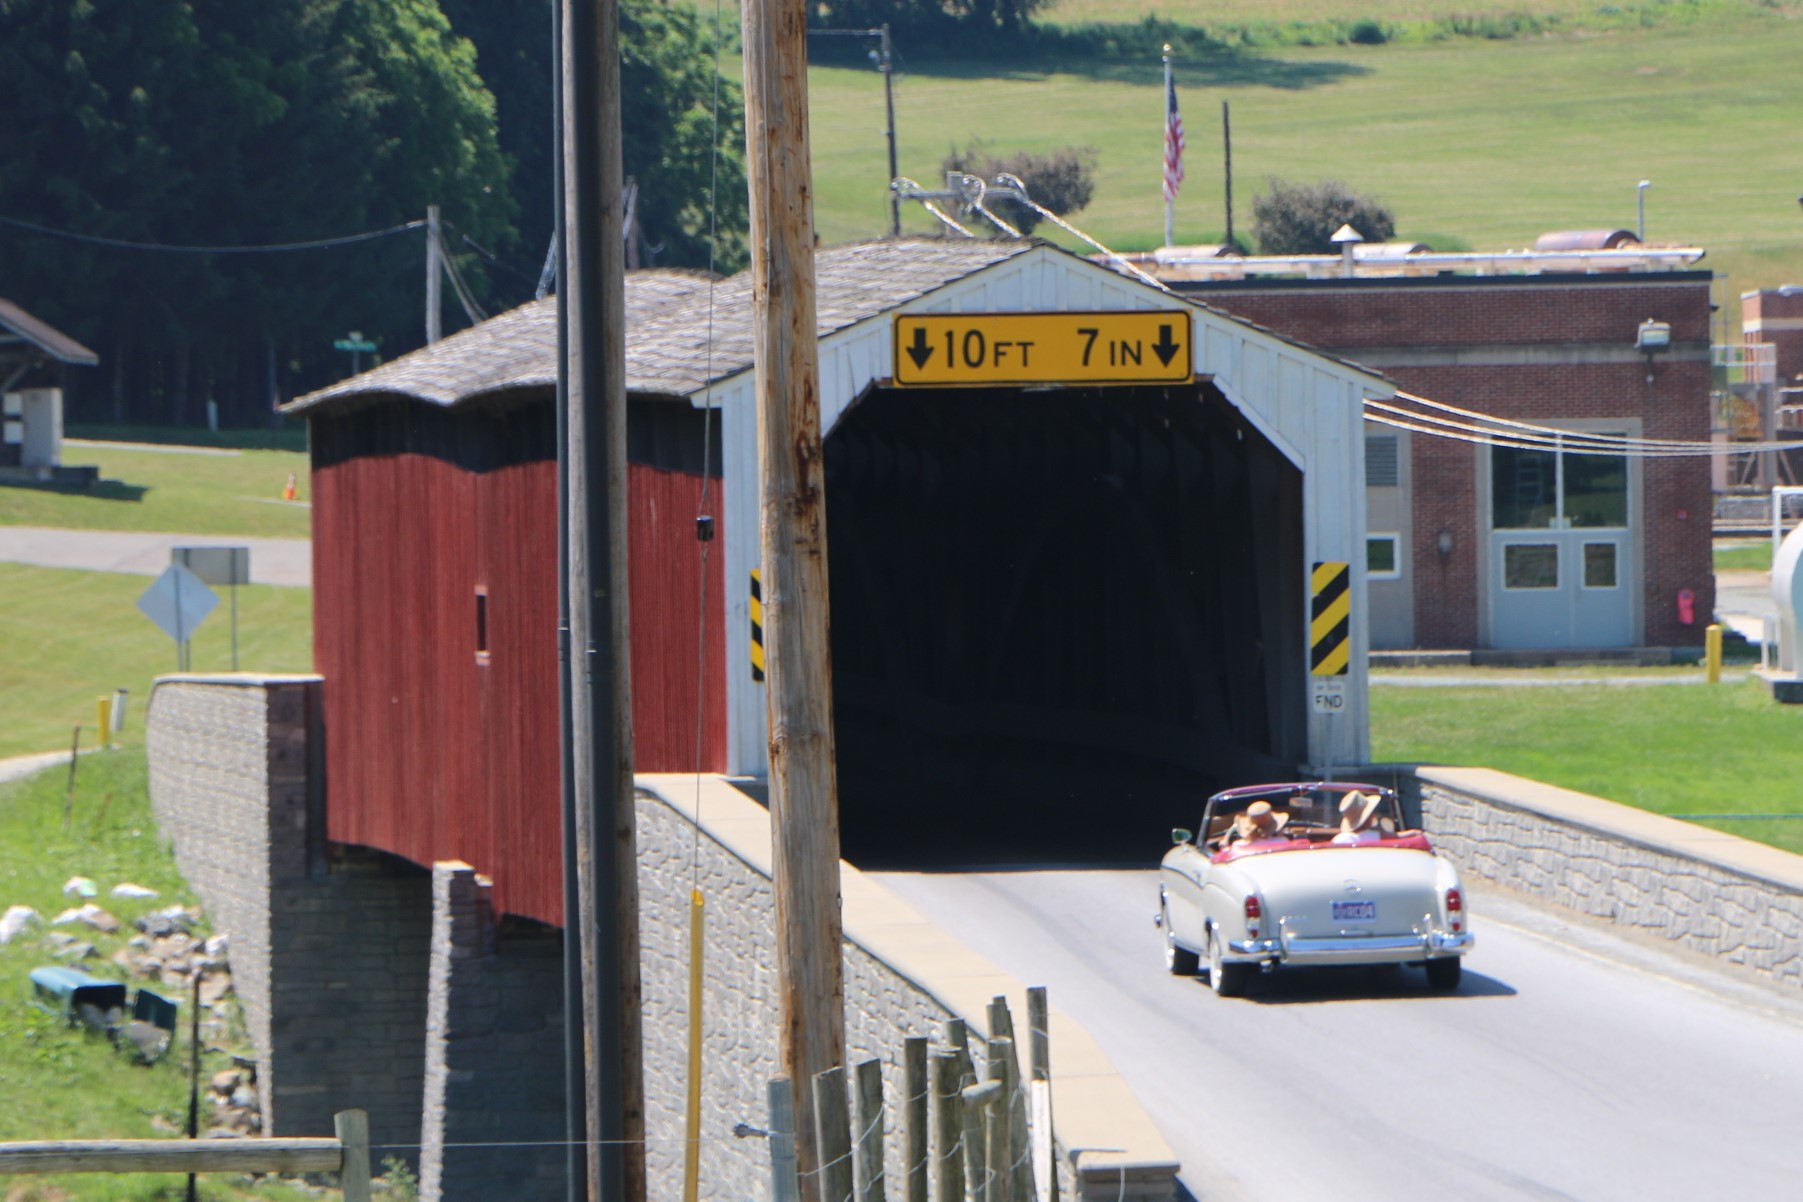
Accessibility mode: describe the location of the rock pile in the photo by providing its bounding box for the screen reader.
[9,897,260,1135]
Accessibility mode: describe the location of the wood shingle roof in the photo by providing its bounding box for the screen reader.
[287,238,1038,415]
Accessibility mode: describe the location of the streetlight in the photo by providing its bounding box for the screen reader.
[1637,179,1651,242]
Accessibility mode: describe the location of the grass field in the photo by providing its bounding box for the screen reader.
[0,564,313,759]
[0,752,325,1202]
[0,443,312,539]
[1371,671,1803,854]
[802,3,1803,295]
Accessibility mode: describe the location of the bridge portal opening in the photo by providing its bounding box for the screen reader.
[825,382,1306,866]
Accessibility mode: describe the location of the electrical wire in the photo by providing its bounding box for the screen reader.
[437,228,490,324]
[0,212,425,254]
[1369,395,1799,457]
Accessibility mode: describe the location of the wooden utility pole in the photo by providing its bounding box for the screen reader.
[740,0,847,1193]
[558,0,644,1201]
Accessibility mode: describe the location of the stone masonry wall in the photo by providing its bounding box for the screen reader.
[147,678,312,1125]
[419,863,567,1202]
[636,787,949,1202]
[1416,766,1803,989]
[148,677,433,1154]
[634,787,1078,1202]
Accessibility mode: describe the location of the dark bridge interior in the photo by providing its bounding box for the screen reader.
[825,382,1306,868]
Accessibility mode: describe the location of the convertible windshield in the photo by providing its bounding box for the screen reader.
[1198,783,1403,851]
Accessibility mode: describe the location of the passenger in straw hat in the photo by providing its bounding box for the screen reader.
[1333,791,1384,845]
[1233,800,1289,843]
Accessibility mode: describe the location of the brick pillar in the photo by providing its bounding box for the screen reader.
[419,862,568,1202]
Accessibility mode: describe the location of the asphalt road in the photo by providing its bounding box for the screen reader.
[872,868,1803,1202]
[0,526,310,586]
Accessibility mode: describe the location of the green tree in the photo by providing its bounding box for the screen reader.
[441,0,748,277]
[1250,178,1396,256]
[0,0,511,423]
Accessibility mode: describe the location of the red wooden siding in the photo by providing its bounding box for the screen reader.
[627,464,728,773]
[312,415,724,927]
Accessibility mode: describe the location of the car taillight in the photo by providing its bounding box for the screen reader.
[1446,887,1463,933]
[1245,895,1262,938]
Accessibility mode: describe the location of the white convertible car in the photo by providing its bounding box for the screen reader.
[1157,782,1472,996]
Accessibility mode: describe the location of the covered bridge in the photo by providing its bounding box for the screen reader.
[286,236,1392,923]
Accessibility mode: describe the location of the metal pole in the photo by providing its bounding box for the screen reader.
[881,25,899,237]
[1222,100,1234,250]
[742,0,847,1191]
[1162,47,1173,249]
[551,2,588,1199]
[560,0,644,1197]
[1637,180,1650,243]
[427,204,443,344]
[230,581,238,672]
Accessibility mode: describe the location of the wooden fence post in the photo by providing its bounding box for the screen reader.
[904,1037,929,1202]
[770,1077,803,1202]
[334,1110,371,1202]
[931,1050,964,1202]
[960,1081,1002,1202]
[1026,988,1056,1202]
[814,1066,855,1202]
[988,1026,1030,1202]
[853,1059,887,1202]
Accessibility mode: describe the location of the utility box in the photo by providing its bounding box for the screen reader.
[2,388,64,468]
[28,965,128,1027]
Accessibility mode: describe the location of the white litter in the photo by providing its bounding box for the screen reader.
[112,883,159,899]
[0,905,38,945]
[62,876,98,898]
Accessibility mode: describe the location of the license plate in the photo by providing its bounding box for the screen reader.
[1332,900,1376,922]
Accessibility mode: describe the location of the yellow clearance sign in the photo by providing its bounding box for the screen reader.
[893,311,1194,387]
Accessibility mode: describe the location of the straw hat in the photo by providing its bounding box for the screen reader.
[1234,800,1289,841]
[1339,791,1382,832]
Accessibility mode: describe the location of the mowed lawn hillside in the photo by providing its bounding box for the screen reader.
[801,0,1803,295]
[0,439,314,759]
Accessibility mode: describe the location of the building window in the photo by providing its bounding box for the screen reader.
[1492,439,1628,530]
[1367,533,1400,579]
[1583,542,1619,589]
[1503,544,1559,589]
[475,586,490,664]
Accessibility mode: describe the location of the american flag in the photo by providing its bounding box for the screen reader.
[1162,75,1186,203]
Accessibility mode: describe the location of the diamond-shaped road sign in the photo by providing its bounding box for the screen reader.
[137,562,219,644]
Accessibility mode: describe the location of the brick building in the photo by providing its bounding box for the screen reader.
[1139,255,1716,652]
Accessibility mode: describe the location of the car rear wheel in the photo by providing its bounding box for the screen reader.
[1207,926,1249,998]
[1425,957,1462,990]
[1162,896,1199,976]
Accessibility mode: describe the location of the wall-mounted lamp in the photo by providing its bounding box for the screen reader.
[1636,318,1671,351]
[1436,529,1454,557]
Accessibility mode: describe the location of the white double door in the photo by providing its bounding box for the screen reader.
[1490,527,1634,649]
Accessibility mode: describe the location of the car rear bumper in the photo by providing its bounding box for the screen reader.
[1227,929,1473,966]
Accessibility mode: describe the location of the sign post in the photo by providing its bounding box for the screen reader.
[332,331,378,375]
[136,564,219,671]
[1310,560,1351,780]
[171,548,251,669]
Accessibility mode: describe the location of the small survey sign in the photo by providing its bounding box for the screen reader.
[893,311,1193,386]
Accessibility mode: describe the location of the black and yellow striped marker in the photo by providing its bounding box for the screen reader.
[750,569,766,683]
[1310,561,1351,676]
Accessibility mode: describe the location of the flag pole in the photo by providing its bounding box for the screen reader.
[1162,45,1174,248]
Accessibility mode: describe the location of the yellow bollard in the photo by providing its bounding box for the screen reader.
[1705,623,1722,684]
[96,696,112,748]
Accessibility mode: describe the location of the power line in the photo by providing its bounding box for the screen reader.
[0,213,426,254]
